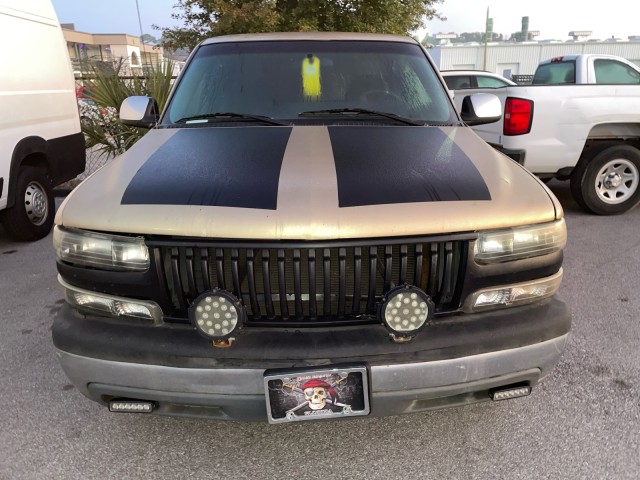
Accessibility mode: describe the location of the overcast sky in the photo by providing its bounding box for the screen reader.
[50,0,639,42]
[424,0,639,40]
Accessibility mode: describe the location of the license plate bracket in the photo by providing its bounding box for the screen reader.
[264,365,370,424]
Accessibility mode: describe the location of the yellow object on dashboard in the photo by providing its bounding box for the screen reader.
[302,54,321,99]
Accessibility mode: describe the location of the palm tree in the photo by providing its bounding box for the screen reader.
[80,58,175,159]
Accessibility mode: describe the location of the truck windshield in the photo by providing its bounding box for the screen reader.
[163,40,455,125]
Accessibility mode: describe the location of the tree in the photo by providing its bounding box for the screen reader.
[141,33,159,45]
[81,59,175,159]
[156,0,444,51]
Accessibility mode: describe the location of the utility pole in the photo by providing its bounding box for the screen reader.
[483,6,492,71]
[135,0,147,63]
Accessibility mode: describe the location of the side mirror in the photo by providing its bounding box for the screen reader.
[119,96,159,128]
[460,93,502,126]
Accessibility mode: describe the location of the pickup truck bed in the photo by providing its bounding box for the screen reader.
[454,84,640,215]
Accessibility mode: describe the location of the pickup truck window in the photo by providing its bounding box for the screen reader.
[594,59,640,84]
[532,61,576,85]
[476,76,511,88]
[443,75,472,89]
[164,40,455,125]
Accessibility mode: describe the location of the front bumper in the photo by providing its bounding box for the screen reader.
[53,298,570,421]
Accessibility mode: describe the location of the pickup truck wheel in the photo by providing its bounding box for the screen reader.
[570,145,640,215]
[0,166,55,241]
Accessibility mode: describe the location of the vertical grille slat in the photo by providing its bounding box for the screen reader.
[338,247,346,318]
[160,237,468,324]
[428,243,439,297]
[246,249,260,319]
[414,244,423,287]
[277,249,289,319]
[170,247,187,310]
[215,248,225,290]
[352,247,362,315]
[384,245,393,292]
[367,246,377,314]
[293,249,303,319]
[185,248,197,300]
[308,249,317,319]
[200,248,211,291]
[399,244,408,284]
[262,249,275,319]
[231,248,242,299]
[440,241,454,302]
[323,248,331,317]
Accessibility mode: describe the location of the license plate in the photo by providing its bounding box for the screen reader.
[264,365,370,424]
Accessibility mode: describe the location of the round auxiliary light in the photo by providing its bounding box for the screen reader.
[379,285,434,338]
[189,289,246,341]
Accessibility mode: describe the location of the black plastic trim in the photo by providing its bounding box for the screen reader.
[53,297,570,369]
[144,232,479,249]
[7,133,85,208]
[490,144,526,165]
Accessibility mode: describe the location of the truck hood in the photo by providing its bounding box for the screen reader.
[57,125,559,240]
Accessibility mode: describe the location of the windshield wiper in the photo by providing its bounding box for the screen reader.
[299,108,425,126]
[174,112,289,126]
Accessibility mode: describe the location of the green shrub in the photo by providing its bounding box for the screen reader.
[80,58,175,159]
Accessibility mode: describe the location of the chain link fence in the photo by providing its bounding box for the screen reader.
[57,147,115,191]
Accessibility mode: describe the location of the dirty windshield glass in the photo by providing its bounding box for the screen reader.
[164,40,455,124]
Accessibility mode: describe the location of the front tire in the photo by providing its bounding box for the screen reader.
[570,145,640,215]
[0,166,55,241]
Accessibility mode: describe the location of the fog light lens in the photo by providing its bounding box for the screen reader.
[109,400,154,413]
[189,290,245,340]
[491,386,531,401]
[380,285,434,337]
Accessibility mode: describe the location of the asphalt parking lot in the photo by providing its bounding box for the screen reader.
[1,181,639,480]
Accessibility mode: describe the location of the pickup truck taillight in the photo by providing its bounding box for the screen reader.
[504,97,533,136]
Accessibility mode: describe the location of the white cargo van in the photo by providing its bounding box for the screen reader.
[0,0,85,240]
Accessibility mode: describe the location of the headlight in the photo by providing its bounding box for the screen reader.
[378,285,434,339]
[463,269,563,312]
[53,226,149,271]
[189,290,246,341]
[474,219,566,264]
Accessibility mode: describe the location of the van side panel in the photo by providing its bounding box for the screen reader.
[0,1,84,210]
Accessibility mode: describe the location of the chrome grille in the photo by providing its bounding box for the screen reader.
[153,237,469,326]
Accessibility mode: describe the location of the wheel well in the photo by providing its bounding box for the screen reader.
[20,152,49,172]
[7,142,51,209]
[576,138,640,174]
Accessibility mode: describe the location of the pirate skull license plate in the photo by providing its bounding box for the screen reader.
[264,365,370,424]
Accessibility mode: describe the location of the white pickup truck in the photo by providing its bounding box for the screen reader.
[532,54,640,85]
[453,55,640,215]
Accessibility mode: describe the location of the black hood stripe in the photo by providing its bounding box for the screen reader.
[121,127,292,209]
[328,127,491,207]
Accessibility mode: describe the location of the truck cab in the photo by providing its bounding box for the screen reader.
[532,54,640,85]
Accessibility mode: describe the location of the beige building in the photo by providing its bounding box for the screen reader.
[61,25,168,77]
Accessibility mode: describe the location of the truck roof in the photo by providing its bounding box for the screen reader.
[201,32,418,45]
[537,53,629,65]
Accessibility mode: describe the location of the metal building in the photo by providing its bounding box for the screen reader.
[430,41,640,79]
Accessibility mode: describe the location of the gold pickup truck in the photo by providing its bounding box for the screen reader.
[52,32,569,423]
